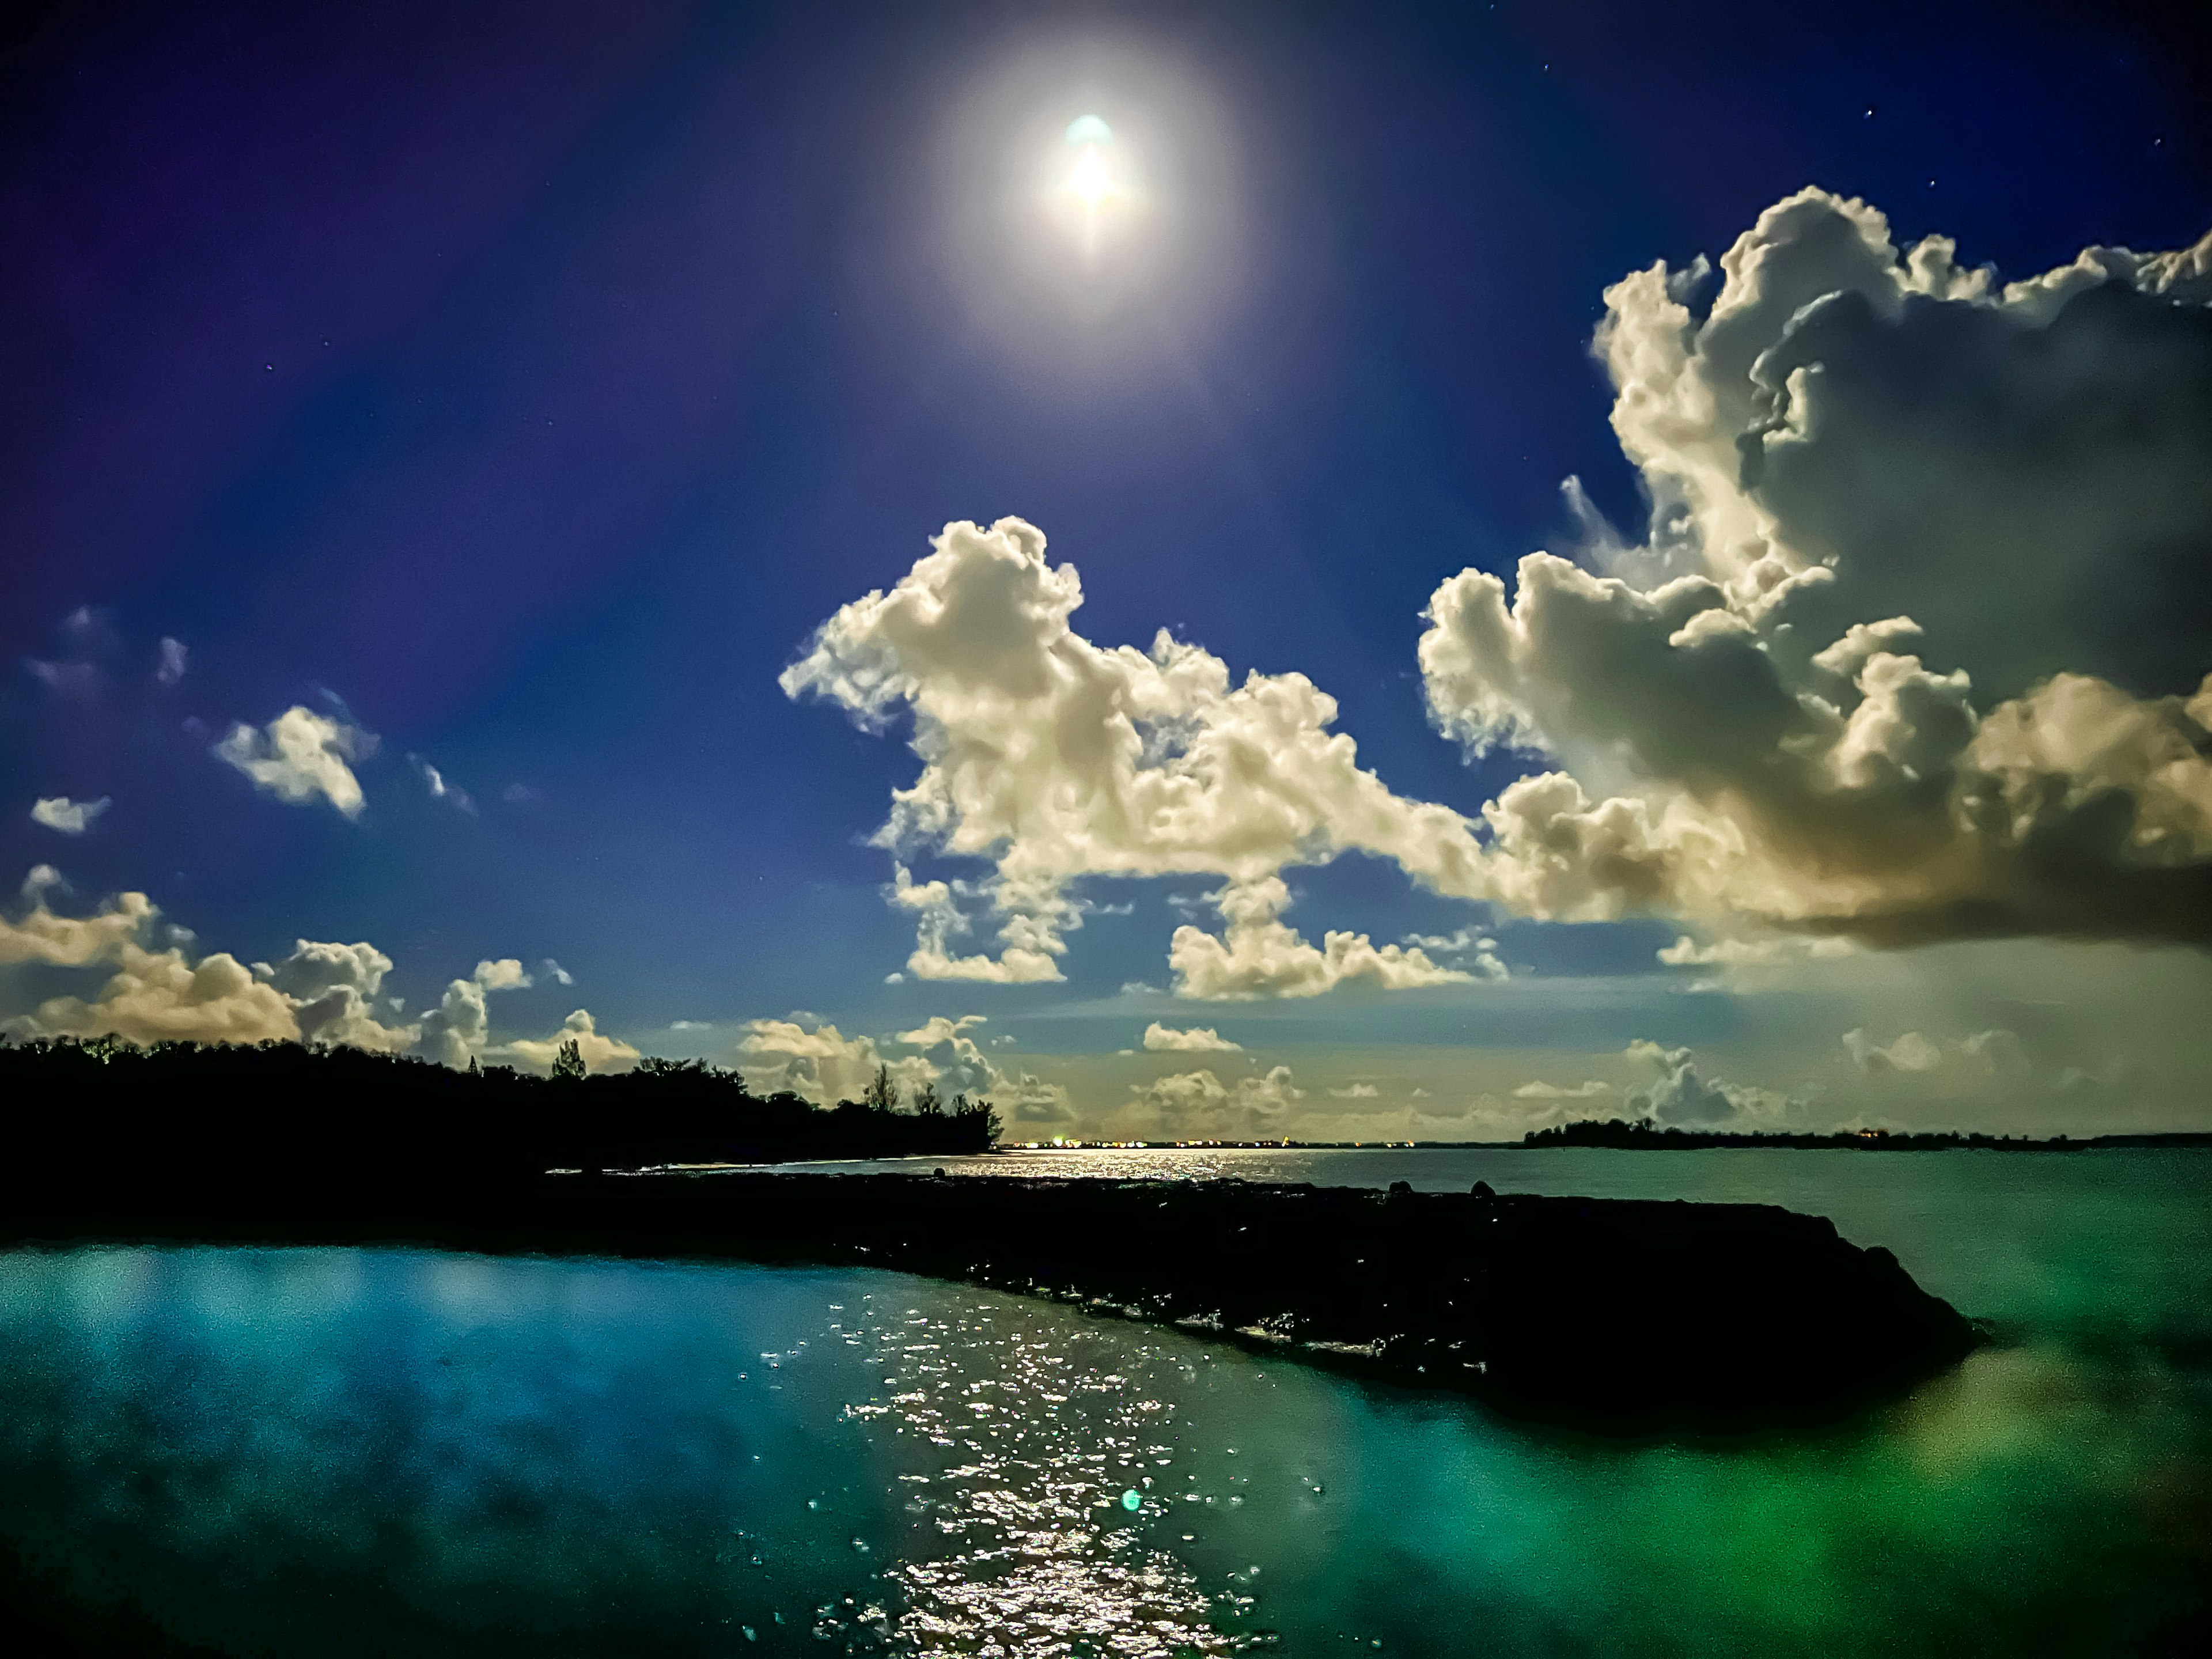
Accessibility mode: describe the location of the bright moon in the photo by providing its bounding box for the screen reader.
[1056,113,1130,230]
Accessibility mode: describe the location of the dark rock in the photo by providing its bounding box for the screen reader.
[0,1166,1975,1434]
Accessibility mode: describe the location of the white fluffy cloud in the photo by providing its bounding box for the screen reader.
[783,518,1494,992]
[0,870,609,1067]
[419,959,535,1068]
[0,877,437,1051]
[1125,1064,1303,1139]
[1658,933,1855,967]
[895,1013,1070,1120]
[256,939,418,1054]
[1418,190,2212,948]
[1513,1079,1614,1100]
[1141,1021,1241,1052]
[1166,876,1475,1000]
[1400,926,1510,981]
[31,796,109,835]
[736,1010,1065,1119]
[501,1009,641,1076]
[1842,1027,2027,1089]
[156,637,188,686]
[0,877,153,967]
[26,944,301,1047]
[893,1013,1001,1097]
[215,706,374,818]
[474,957,532,992]
[737,1017,924,1105]
[1624,1040,1797,1127]
[2,872,291,1045]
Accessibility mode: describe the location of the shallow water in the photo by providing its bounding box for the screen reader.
[2,1150,2207,1655]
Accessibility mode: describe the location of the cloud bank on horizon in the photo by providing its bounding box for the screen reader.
[789,188,2212,989]
[0,877,640,1077]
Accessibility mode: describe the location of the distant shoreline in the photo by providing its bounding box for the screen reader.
[993,1131,2212,1153]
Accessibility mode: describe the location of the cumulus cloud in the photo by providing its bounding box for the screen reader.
[0,876,156,967]
[540,959,574,987]
[1400,926,1510,980]
[737,1018,924,1105]
[1418,190,2212,949]
[156,638,188,686]
[1513,1079,1615,1100]
[1842,1027,2027,1088]
[1002,1073,1078,1127]
[1657,933,1855,967]
[418,959,533,1069]
[215,706,375,817]
[1142,1021,1241,1052]
[1167,877,1474,1000]
[0,875,600,1066]
[1126,1064,1303,1139]
[256,939,418,1054]
[737,1010,1060,1118]
[896,1012,1068,1116]
[501,1009,641,1076]
[1328,1082,1380,1099]
[0,872,281,1046]
[893,1013,997,1095]
[1,874,440,1051]
[783,518,1494,991]
[1624,1040,1797,1127]
[25,945,300,1046]
[29,796,110,836]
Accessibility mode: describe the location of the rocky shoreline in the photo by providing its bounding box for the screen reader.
[2,1168,1976,1434]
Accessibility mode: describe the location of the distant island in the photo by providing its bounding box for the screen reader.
[1517,1119,2212,1152]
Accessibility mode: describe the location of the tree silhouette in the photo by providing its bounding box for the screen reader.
[862,1063,901,1112]
[0,1035,1004,1185]
[912,1081,944,1117]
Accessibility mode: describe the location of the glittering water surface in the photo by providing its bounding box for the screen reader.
[2,1150,2208,1656]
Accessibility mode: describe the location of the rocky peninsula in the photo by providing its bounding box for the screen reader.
[4,1162,1976,1433]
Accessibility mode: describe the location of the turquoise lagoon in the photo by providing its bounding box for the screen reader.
[1,1148,2206,1655]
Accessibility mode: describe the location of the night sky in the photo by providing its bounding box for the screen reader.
[5,0,2209,1138]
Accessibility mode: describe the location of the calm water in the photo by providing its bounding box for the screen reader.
[2,1150,2207,1656]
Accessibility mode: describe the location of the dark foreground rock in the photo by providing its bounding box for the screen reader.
[2,1169,1975,1433]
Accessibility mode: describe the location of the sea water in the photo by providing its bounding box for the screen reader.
[1,1149,2206,1655]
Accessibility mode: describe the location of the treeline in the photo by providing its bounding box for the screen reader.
[1520,1118,2212,1152]
[0,1037,1000,1194]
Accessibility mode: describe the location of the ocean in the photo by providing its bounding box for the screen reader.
[2,1147,2206,1655]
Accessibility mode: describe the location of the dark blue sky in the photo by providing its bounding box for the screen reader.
[3,0,2207,1115]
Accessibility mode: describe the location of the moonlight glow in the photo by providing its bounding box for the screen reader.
[1054,112,1134,243]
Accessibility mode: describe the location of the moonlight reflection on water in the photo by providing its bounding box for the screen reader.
[832,1299,1237,1654]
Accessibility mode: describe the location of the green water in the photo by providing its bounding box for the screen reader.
[1,1150,2207,1655]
